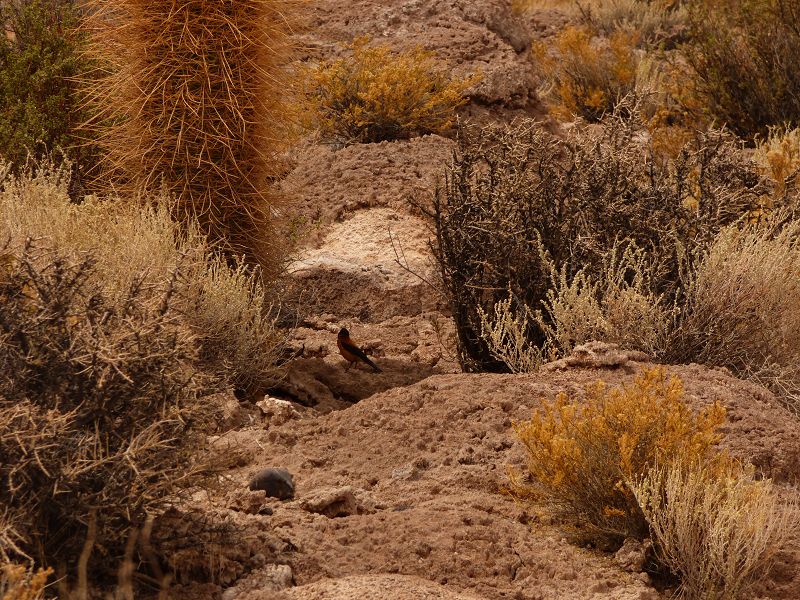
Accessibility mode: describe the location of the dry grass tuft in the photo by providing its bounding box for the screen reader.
[536,243,674,357]
[753,126,800,199]
[0,159,285,397]
[305,37,476,145]
[478,296,544,374]
[510,367,727,548]
[631,460,798,600]
[81,0,300,273]
[666,217,800,414]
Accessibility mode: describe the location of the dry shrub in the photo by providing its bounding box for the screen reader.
[666,218,800,414]
[753,126,800,199]
[536,243,674,357]
[82,0,299,273]
[0,160,285,396]
[534,25,640,121]
[0,242,216,571]
[0,161,286,576]
[428,114,766,372]
[305,37,476,145]
[0,563,51,600]
[684,0,800,139]
[510,367,726,548]
[631,460,798,600]
[478,297,544,374]
[578,0,688,48]
[637,56,708,162]
[183,256,283,395]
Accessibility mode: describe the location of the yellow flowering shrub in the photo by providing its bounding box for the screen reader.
[0,563,52,600]
[753,125,800,199]
[510,367,727,548]
[306,37,477,144]
[534,26,639,122]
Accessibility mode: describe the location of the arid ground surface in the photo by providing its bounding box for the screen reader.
[166,2,800,598]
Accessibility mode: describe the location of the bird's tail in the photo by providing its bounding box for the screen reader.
[365,357,382,373]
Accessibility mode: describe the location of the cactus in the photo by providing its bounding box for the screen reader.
[83,0,298,275]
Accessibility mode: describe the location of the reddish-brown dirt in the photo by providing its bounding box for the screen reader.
[165,1,800,598]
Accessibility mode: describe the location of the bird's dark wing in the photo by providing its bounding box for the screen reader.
[341,339,382,373]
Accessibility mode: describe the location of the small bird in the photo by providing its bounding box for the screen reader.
[337,327,382,373]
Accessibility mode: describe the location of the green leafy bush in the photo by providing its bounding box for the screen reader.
[0,0,92,169]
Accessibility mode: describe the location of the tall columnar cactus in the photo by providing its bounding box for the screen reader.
[83,0,297,274]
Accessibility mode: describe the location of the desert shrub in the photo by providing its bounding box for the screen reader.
[182,255,284,396]
[637,56,709,161]
[0,563,51,599]
[536,242,674,357]
[0,161,287,577]
[631,460,798,600]
[578,0,688,49]
[0,241,217,572]
[665,217,800,414]
[478,297,544,373]
[427,115,766,372]
[0,0,94,170]
[480,243,672,367]
[534,26,641,121]
[683,0,800,139]
[83,0,299,274]
[510,367,727,548]
[305,37,475,144]
[753,125,800,199]
[0,160,285,397]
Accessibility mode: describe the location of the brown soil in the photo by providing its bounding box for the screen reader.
[165,2,800,598]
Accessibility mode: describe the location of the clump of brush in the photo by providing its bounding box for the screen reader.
[82,0,299,275]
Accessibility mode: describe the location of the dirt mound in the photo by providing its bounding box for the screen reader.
[277,574,484,600]
[205,362,800,599]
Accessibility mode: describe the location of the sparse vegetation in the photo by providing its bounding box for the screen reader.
[578,0,688,49]
[665,218,800,414]
[3,0,800,597]
[428,114,766,372]
[631,460,798,600]
[534,26,641,121]
[305,37,476,144]
[0,161,284,579]
[510,368,727,548]
[683,0,800,139]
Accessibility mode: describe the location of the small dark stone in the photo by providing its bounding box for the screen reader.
[248,467,295,500]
